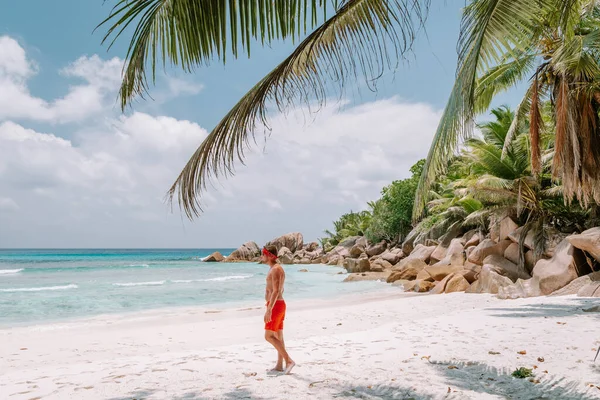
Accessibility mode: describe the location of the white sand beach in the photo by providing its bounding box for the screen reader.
[2,292,600,400]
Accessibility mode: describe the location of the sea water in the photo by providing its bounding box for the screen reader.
[0,249,390,327]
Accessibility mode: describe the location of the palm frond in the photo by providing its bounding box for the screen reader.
[413,0,543,221]
[474,50,537,114]
[161,0,429,217]
[501,84,534,159]
[529,74,543,176]
[98,0,335,109]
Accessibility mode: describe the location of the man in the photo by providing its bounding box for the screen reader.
[262,245,295,374]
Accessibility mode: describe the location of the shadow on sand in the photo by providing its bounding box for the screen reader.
[486,297,600,319]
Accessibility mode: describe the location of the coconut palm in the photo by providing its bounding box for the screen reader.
[442,105,588,264]
[100,0,591,220]
[414,0,600,220]
[98,0,430,217]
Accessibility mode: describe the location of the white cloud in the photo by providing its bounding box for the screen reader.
[0,36,35,79]
[167,76,204,97]
[0,97,439,247]
[0,34,441,247]
[221,98,440,210]
[0,197,19,211]
[0,36,123,124]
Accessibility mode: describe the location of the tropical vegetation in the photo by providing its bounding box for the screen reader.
[322,104,594,263]
[99,1,600,248]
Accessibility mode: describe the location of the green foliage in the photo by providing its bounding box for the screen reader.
[416,1,600,219]
[320,210,372,252]
[512,367,533,379]
[323,102,596,254]
[365,160,425,243]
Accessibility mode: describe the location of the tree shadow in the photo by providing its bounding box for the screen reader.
[487,298,600,319]
[110,387,276,400]
[329,384,435,399]
[427,360,600,400]
[108,389,157,400]
[286,359,600,400]
[290,374,436,400]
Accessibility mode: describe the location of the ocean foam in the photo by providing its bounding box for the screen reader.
[0,269,24,275]
[113,281,166,287]
[171,275,253,284]
[0,284,78,292]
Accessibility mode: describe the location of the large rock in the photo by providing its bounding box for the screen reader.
[421,264,465,281]
[465,233,481,248]
[504,243,520,265]
[430,245,448,264]
[468,239,512,265]
[277,247,294,265]
[567,227,600,262]
[381,250,402,265]
[551,271,600,296]
[461,262,482,283]
[524,251,537,274]
[498,217,518,242]
[304,242,319,252]
[327,254,344,266]
[356,237,368,248]
[224,241,260,262]
[344,272,390,282]
[370,259,392,272]
[338,236,362,248]
[430,273,455,294]
[508,227,534,248]
[466,266,514,294]
[445,274,471,293]
[578,282,600,297]
[508,227,567,257]
[431,239,465,266]
[403,279,435,293]
[366,241,387,257]
[388,259,427,282]
[266,233,304,253]
[204,251,225,262]
[532,239,590,295]
[343,256,371,273]
[483,254,531,282]
[497,277,542,299]
[438,221,463,247]
[407,244,436,263]
[392,257,427,272]
[401,229,419,255]
[349,244,365,258]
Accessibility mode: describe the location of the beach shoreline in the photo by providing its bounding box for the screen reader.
[2,292,599,399]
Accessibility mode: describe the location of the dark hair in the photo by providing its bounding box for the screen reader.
[264,244,278,256]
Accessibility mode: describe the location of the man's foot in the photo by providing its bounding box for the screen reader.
[270,366,284,372]
[284,360,296,375]
[267,368,283,375]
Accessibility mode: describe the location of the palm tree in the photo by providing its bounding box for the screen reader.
[414,0,600,220]
[100,1,591,220]
[433,105,588,264]
[98,0,430,217]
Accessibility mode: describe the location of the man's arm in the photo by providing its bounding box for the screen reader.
[267,268,282,311]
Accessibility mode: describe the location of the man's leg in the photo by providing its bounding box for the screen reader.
[264,330,293,370]
[274,331,284,371]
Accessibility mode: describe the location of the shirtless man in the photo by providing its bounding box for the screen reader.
[262,245,295,374]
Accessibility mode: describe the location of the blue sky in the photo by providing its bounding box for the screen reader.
[0,1,522,248]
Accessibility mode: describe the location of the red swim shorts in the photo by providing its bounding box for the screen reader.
[265,300,286,332]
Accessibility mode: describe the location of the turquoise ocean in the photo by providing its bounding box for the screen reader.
[0,249,389,327]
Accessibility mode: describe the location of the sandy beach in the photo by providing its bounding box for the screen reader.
[2,292,600,400]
